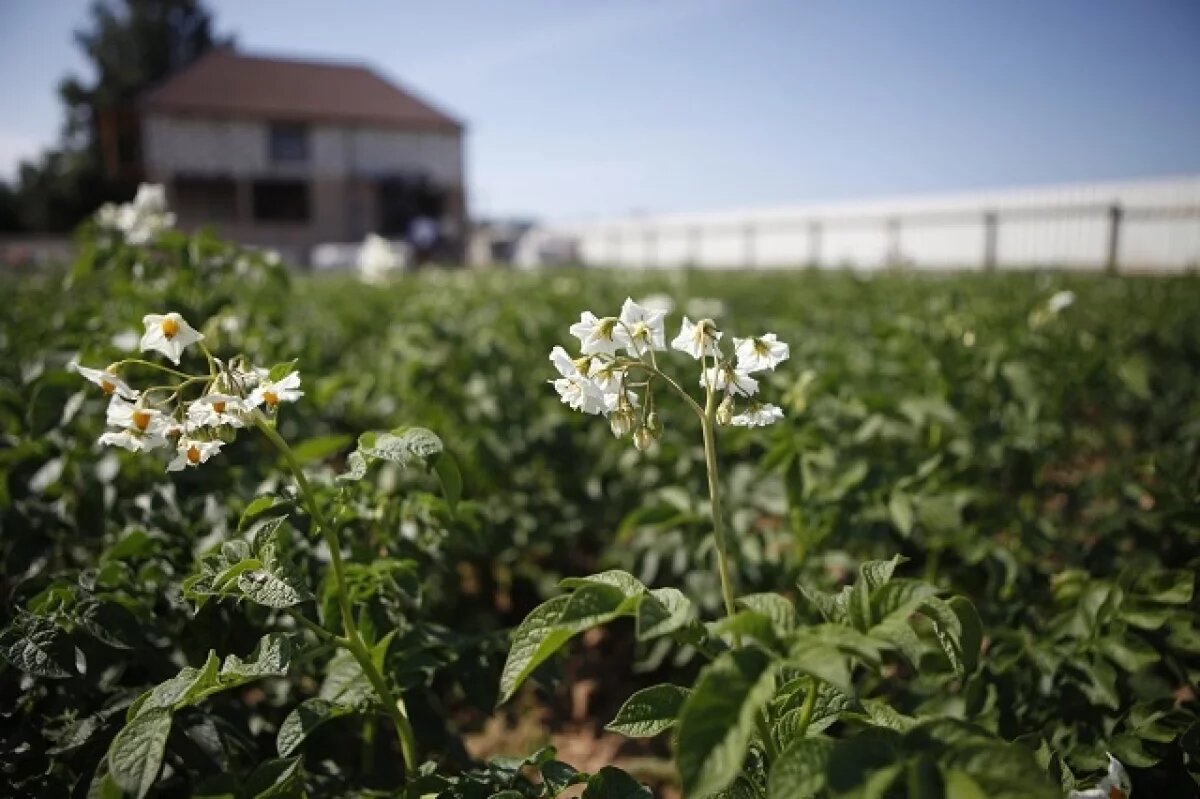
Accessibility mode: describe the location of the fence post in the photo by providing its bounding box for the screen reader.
[808,221,822,268]
[1106,204,1122,274]
[744,223,756,268]
[983,211,998,271]
[688,225,702,268]
[886,217,902,269]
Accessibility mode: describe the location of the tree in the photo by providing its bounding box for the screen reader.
[15,0,226,232]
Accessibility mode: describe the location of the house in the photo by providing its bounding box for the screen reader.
[106,46,466,263]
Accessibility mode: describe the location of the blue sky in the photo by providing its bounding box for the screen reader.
[1,0,1198,220]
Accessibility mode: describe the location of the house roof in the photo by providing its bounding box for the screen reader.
[140,47,463,132]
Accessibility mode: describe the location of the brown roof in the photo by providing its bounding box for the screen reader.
[140,47,462,132]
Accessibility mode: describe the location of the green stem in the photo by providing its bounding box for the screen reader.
[756,712,779,764]
[254,416,419,773]
[701,391,739,626]
[795,676,819,738]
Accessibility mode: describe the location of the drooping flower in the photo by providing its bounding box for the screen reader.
[1068,753,1131,799]
[167,437,224,472]
[733,333,790,373]
[700,364,758,397]
[69,361,139,400]
[250,372,303,410]
[140,312,204,364]
[618,297,666,353]
[186,394,249,430]
[671,316,722,359]
[551,374,606,415]
[731,402,785,427]
[569,311,628,356]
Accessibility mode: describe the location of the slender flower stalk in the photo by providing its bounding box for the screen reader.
[254,417,419,772]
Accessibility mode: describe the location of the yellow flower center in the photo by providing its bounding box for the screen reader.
[131,411,152,431]
[264,391,279,407]
[187,445,201,464]
[161,317,180,339]
[212,400,226,414]
[100,380,115,395]
[1108,789,1126,799]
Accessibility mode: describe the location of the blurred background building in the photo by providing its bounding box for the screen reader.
[117,46,466,265]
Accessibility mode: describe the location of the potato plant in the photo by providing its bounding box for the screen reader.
[0,191,1196,797]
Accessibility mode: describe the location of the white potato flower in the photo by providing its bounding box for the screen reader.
[731,402,785,427]
[105,396,170,437]
[1047,290,1076,314]
[639,293,674,314]
[671,316,722,359]
[569,311,628,356]
[69,361,139,400]
[733,333,790,373]
[250,372,304,410]
[552,374,606,415]
[98,429,170,452]
[140,312,204,364]
[358,233,403,283]
[186,394,248,430]
[618,297,667,353]
[167,437,224,472]
[95,183,176,245]
[1068,753,1131,799]
[701,364,759,397]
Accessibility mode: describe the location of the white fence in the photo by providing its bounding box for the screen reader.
[522,176,1200,272]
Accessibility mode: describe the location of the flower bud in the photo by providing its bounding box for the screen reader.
[645,410,662,437]
[716,395,734,426]
[633,427,653,451]
[609,407,634,438]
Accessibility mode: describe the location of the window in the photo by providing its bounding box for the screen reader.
[252,180,310,223]
[268,122,309,163]
[174,177,237,222]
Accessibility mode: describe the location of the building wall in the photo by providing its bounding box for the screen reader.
[143,114,463,184]
[142,113,466,259]
[522,176,1200,272]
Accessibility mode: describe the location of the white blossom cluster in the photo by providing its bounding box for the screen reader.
[71,311,302,472]
[358,233,405,283]
[94,184,176,245]
[1068,753,1131,799]
[550,297,789,448]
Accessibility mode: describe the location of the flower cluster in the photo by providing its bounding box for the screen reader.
[71,311,302,472]
[550,297,788,448]
[94,183,176,245]
[358,233,404,283]
[1068,753,1131,799]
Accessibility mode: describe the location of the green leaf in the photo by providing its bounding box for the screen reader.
[605,684,691,737]
[319,648,375,707]
[245,757,303,799]
[580,766,653,799]
[636,587,695,640]
[337,450,368,483]
[948,596,982,676]
[858,699,919,732]
[290,434,353,464]
[107,706,172,799]
[888,491,915,537]
[941,770,988,799]
[1,616,75,678]
[677,647,779,798]
[360,426,443,466]
[277,698,354,756]
[239,495,289,532]
[737,593,798,637]
[497,595,570,704]
[768,737,834,799]
[236,535,313,609]
[267,359,298,382]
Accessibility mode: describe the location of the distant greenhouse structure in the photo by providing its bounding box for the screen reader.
[518,175,1200,272]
